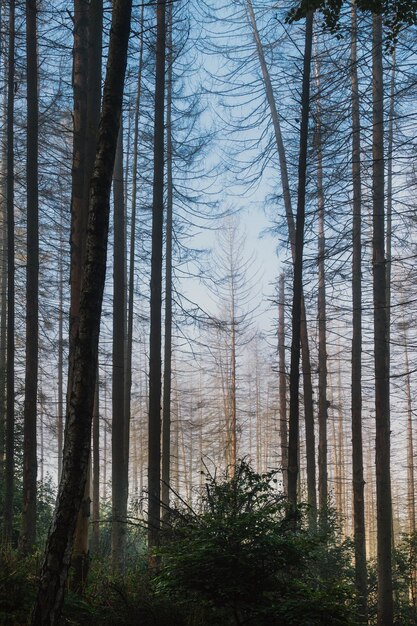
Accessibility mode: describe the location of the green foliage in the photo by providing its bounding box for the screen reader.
[287,0,417,41]
[0,548,40,625]
[155,461,358,625]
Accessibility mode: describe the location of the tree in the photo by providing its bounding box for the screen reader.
[20,0,39,554]
[148,0,166,551]
[162,0,174,516]
[372,14,393,625]
[288,10,314,508]
[3,0,15,545]
[245,0,317,521]
[111,124,127,571]
[350,4,367,618]
[31,0,132,621]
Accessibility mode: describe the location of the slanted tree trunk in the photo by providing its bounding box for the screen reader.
[112,124,127,572]
[288,11,313,508]
[30,1,132,622]
[372,14,393,626]
[148,0,166,551]
[162,0,173,516]
[278,274,288,494]
[21,0,39,554]
[350,5,367,619]
[246,0,316,520]
[3,0,15,545]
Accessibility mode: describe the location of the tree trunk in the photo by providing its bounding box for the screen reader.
[372,14,393,626]
[57,217,64,483]
[92,379,100,553]
[3,0,15,545]
[148,0,166,551]
[278,274,288,494]
[350,5,368,619]
[31,1,132,622]
[403,323,415,535]
[21,0,39,554]
[162,0,173,516]
[314,54,328,520]
[112,124,127,572]
[246,0,316,519]
[288,11,313,508]
[125,0,144,511]
[70,0,90,591]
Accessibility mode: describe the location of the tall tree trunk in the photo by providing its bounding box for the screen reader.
[3,0,15,544]
[162,0,173,516]
[288,11,313,508]
[246,0,316,519]
[125,0,144,513]
[351,5,367,619]
[403,323,416,535]
[278,274,288,494]
[0,7,6,471]
[31,1,132,622]
[21,0,39,554]
[229,295,237,475]
[314,54,328,520]
[70,0,90,590]
[57,217,64,483]
[112,124,127,571]
[148,0,166,551]
[92,379,100,553]
[87,0,103,562]
[372,14,393,626]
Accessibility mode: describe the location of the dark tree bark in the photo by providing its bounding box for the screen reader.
[372,14,393,626]
[111,124,127,571]
[287,11,313,508]
[72,0,103,588]
[246,0,316,520]
[70,0,90,590]
[92,379,100,553]
[148,0,166,551]
[30,1,132,622]
[3,0,15,545]
[350,5,367,619]
[162,0,173,517]
[21,0,39,554]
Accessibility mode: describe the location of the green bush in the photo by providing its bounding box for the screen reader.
[154,461,358,625]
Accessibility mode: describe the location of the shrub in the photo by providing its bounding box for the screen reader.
[154,461,358,625]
